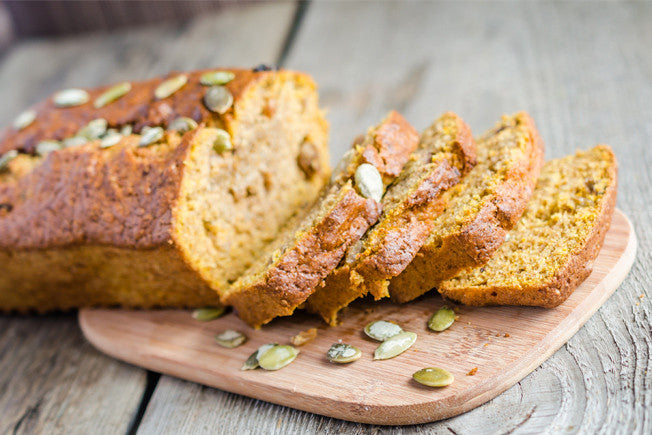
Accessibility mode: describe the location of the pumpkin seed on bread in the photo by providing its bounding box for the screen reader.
[0,69,330,312]
[307,112,476,325]
[390,112,545,303]
[222,111,419,328]
[439,145,617,307]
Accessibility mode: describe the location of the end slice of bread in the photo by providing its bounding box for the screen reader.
[222,111,419,327]
[389,112,545,303]
[306,112,476,325]
[439,145,618,307]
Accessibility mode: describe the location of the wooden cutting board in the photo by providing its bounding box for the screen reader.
[80,209,636,425]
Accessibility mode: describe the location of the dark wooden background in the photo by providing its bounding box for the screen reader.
[0,1,650,433]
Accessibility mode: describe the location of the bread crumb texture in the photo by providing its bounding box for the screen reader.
[440,145,617,307]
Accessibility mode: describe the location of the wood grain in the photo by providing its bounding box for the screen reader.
[0,3,297,433]
[80,210,635,425]
[0,1,650,432]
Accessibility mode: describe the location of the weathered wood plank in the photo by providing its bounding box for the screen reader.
[138,1,652,433]
[0,2,297,433]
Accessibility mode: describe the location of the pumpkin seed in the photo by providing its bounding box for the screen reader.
[413,367,454,387]
[241,343,278,370]
[326,343,361,364]
[155,75,188,99]
[428,306,456,332]
[200,70,235,86]
[120,124,133,136]
[0,150,18,173]
[94,82,131,108]
[13,109,36,130]
[354,163,383,202]
[290,328,318,346]
[139,126,164,147]
[191,306,225,321]
[214,330,247,348]
[100,132,123,149]
[36,140,62,155]
[63,136,88,148]
[168,117,198,133]
[53,88,89,107]
[78,118,108,140]
[258,345,299,371]
[373,331,417,360]
[204,86,233,114]
[364,320,403,341]
[212,128,232,153]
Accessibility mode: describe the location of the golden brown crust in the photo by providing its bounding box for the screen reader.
[224,186,382,327]
[389,112,545,303]
[224,112,418,327]
[0,68,282,155]
[440,146,618,307]
[0,69,329,313]
[307,112,476,324]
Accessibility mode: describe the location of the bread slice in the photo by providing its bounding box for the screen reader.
[0,69,330,311]
[306,112,476,325]
[223,111,419,327]
[439,145,617,307]
[389,112,545,303]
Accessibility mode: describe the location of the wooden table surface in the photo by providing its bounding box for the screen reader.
[0,2,649,434]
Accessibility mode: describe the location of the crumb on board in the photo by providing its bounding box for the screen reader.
[504,333,510,337]
[495,333,501,337]
[290,328,318,346]
[484,343,489,347]
[467,367,478,376]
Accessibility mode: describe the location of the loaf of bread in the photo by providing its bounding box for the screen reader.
[0,68,329,311]
[389,112,545,303]
[223,111,418,327]
[439,145,617,307]
[306,112,476,324]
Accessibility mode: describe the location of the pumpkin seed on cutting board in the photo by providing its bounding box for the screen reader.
[326,343,361,364]
[364,320,403,341]
[214,330,247,348]
[413,367,454,387]
[191,306,225,321]
[428,306,456,332]
[241,343,278,371]
[373,331,417,360]
[257,345,299,371]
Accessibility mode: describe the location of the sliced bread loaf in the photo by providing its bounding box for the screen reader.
[223,111,419,327]
[0,69,330,311]
[439,145,617,307]
[306,112,476,324]
[389,112,545,303]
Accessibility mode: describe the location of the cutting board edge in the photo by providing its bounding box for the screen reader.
[79,209,637,425]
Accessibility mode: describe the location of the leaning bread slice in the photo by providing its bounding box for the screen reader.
[439,145,618,307]
[389,112,545,303]
[306,112,476,325]
[223,111,419,327]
